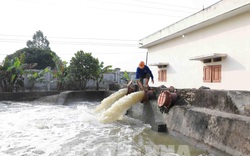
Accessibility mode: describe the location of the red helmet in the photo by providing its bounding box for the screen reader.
[139,61,145,68]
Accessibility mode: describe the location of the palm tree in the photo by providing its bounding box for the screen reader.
[52,55,68,91]
[0,54,25,92]
[94,62,113,90]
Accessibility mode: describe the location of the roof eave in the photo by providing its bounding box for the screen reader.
[139,1,250,48]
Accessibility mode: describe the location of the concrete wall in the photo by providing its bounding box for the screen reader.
[139,0,250,47]
[177,89,250,116]
[22,68,135,91]
[0,91,60,101]
[0,91,113,105]
[146,9,250,91]
[164,106,250,156]
[55,91,113,105]
[23,70,57,91]
[127,88,250,156]
[1,87,249,155]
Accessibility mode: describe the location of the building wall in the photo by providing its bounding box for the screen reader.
[22,68,135,91]
[148,10,250,90]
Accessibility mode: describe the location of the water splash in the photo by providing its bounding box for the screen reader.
[99,91,145,124]
[0,101,209,156]
[95,88,128,113]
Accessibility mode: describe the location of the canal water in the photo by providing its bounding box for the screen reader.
[0,101,212,156]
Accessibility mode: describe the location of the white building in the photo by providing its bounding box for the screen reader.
[139,0,250,91]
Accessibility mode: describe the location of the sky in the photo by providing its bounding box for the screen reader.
[0,0,221,72]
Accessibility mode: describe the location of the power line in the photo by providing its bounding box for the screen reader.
[50,37,137,42]
[0,51,146,57]
[0,34,138,42]
[131,0,200,10]
[11,0,190,17]
[13,0,200,11]
[0,39,25,43]
[84,0,196,14]
[0,34,140,47]
[0,39,139,47]
[50,41,139,47]
[81,6,185,17]
[79,51,146,54]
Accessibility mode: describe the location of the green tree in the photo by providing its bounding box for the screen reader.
[7,30,58,69]
[94,62,113,90]
[26,67,50,91]
[68,50,99,90]
[7,48,57,69]
[52,55,68,91]
[120,71,131,84]
[0,54,26,92]
[26,30,50,50]
[0,57,13,92]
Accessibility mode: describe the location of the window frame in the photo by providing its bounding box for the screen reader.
[203,65,221,83]
[158,68,167,82]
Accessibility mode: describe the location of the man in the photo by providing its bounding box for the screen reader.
[135,61,154,90]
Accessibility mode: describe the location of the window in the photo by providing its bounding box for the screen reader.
[203,59,212,63]
[149,62,168,82]
[158,69,167,82]
[203,65,221,83]
[203,57,222,63]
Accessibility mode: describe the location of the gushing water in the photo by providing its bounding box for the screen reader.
[98,91,145,124]
[0,101,210,156]
[95,88,128,113]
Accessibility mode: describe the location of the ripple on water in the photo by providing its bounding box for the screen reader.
[0,101,209,156]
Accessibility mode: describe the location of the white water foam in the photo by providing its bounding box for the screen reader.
[99,91,145,124]
[95,88,128,113]
[0,101,208,156]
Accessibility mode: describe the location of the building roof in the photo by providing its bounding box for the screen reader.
[139,0,250,48]
[189,53,227,61]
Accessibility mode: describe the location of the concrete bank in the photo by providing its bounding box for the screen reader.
[164,106,250,156]
[1,89,249,155]
[0,91,113,105]
[0,91,60,101]
[127,88,250,156]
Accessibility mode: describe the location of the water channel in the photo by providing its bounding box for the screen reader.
[0,101,213,156]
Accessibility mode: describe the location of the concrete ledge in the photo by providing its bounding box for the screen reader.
[56,91,113,105]
[128,100,166,131]
[1,89,249,156]
[164,106,250,156]
[127,93,250,156]
[0,91,60,101]
[177,89,250,116]
[0,91,113,105]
